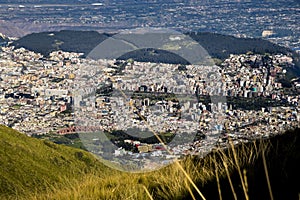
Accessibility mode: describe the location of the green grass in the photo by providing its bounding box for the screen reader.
[11,104,22,110]
[32,133,87,150]
[1,124,299,199]
[0,125,110,198]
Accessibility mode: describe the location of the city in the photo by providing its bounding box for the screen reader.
[0,1,300,198]
[0,44,299,169]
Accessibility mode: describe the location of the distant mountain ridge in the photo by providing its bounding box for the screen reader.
[10,30,300,78]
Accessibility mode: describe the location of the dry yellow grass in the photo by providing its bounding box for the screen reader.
[22,137,272,200]
[3,125,299,200]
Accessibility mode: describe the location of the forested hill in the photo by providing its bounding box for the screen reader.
[11,30,300,77]
[11,30,110,56]
[188,32,293,59]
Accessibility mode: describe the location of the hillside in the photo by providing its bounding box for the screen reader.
[11,30,110,56]
[11,30,295,59]
[1,124,299,199]
[0,125,109,198]
[11,30,300,78]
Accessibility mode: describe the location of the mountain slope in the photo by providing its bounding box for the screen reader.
[0,125,107,197]
[0,125,299,199]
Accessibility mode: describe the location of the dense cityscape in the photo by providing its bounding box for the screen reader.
[1,43,299,169]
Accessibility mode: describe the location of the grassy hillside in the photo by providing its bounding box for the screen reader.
[0,125,110,198]
[1,125,299,199]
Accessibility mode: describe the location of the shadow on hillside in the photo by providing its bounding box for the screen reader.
[187,128,300,200]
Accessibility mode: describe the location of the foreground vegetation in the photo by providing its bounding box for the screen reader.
[0,125,299,199]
